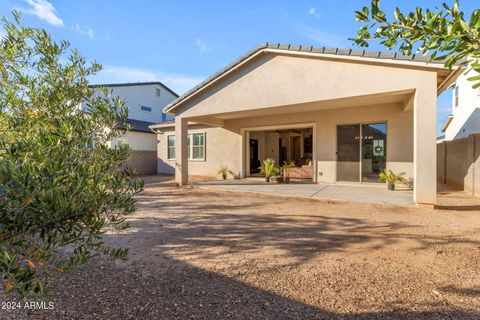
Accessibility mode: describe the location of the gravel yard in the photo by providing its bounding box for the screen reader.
[2,175,480,319]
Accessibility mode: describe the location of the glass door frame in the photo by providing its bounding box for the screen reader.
[336,121,388,184]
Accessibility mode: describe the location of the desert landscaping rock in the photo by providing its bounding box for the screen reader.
[1,176,479,319]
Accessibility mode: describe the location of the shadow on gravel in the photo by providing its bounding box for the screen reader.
[441,285,480,297]
[5,254,479,320]
[4,177,479,319]
[125,195,480,266]
[434,204,480,211]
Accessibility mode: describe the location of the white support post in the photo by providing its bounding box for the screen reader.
[413,87,437,206]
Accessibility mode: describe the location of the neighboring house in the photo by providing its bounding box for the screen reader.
[440,70,480,140]
[150,43,462,206]
[88,82,178,174]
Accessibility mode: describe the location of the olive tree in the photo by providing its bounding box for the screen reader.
[352,0,480,88]
[0,12,143,296]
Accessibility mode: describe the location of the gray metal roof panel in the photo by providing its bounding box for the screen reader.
[394,53,413,61]
[363,51,381,58]
[300,45,312,52]
[350,49,364,57]
[412,54,430,62]
[323,47,338,54]
[289,44,301,51]
[311,46,324,53]
[379,52,396,59]
[336,48,352,56]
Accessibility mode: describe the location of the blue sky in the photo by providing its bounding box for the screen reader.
[1,1,477,135]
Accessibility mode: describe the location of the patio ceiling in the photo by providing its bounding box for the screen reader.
[189,89,414,123]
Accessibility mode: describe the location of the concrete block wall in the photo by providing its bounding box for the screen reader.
[437,134,479,196]
[124,150,157,175]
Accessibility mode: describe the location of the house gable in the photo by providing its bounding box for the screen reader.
[174,51,441,119]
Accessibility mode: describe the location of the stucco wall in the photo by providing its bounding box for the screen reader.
[158,102,413,182]
[445,70,480,140]
[112,131,157,151]
[437,134,480,196]
[89,84,176,123]
[157,125,241,178]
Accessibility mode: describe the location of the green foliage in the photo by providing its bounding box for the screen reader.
[217,166,229,180]
[281,161,296,179]
[0,11,143,296]
[259,158,280,179]
[352,0,480,88]
[378,169,406,185]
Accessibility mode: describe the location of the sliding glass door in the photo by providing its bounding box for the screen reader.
[361,123,387,182]
[337,123,387,183]
[337,124,360,182]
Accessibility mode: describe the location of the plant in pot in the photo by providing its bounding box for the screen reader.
[259,158,279,182]
[217,166,229,180]
[379,169,406,190]
[282,161,296,184]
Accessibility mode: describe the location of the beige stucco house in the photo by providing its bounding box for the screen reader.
[150,43,462,206]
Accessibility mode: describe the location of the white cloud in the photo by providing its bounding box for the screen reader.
[195,38,212,55]
[72,23,94,39]
[293,22,346,47]
[90,66,204,94]
[23,0,63,26]
[308,7,321,18]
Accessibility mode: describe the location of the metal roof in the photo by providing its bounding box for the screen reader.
[89,81,179,98]
[165,42,459,113]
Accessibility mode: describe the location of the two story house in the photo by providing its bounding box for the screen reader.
[440,70,480,140]
[89,82,178,174]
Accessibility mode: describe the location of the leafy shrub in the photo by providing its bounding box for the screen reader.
[0,12,143,296]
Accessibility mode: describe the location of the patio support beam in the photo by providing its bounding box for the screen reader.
[175,117,188,185]
[191,116,225,127]
[413,85,437,206]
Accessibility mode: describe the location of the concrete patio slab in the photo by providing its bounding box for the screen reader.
[193,179,415,207]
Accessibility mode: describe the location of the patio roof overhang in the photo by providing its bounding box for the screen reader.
[150,89,416,129]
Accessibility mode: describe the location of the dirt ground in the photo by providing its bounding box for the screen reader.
[2,175,480,319]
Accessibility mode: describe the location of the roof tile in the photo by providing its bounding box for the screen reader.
[336,48,351,56]
[323,47,338,54]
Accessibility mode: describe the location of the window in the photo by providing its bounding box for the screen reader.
[454,85,459,107]
[166,133,205,160]
[156,88,161,96]
[140,105,152,112]
[191,133,205,160]
[167,135,175,159]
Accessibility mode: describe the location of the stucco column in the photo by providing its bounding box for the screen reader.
[413,87,437,205]
[244,130,250,178]
[175,117,188,185]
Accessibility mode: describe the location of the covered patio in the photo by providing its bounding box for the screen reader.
[192,178,415,206]
[152,43,462,206]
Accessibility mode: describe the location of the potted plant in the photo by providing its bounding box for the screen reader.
[379,169,406,190]
[259,158,279,182]
[281,161,296,184]
[217,166,229,180]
